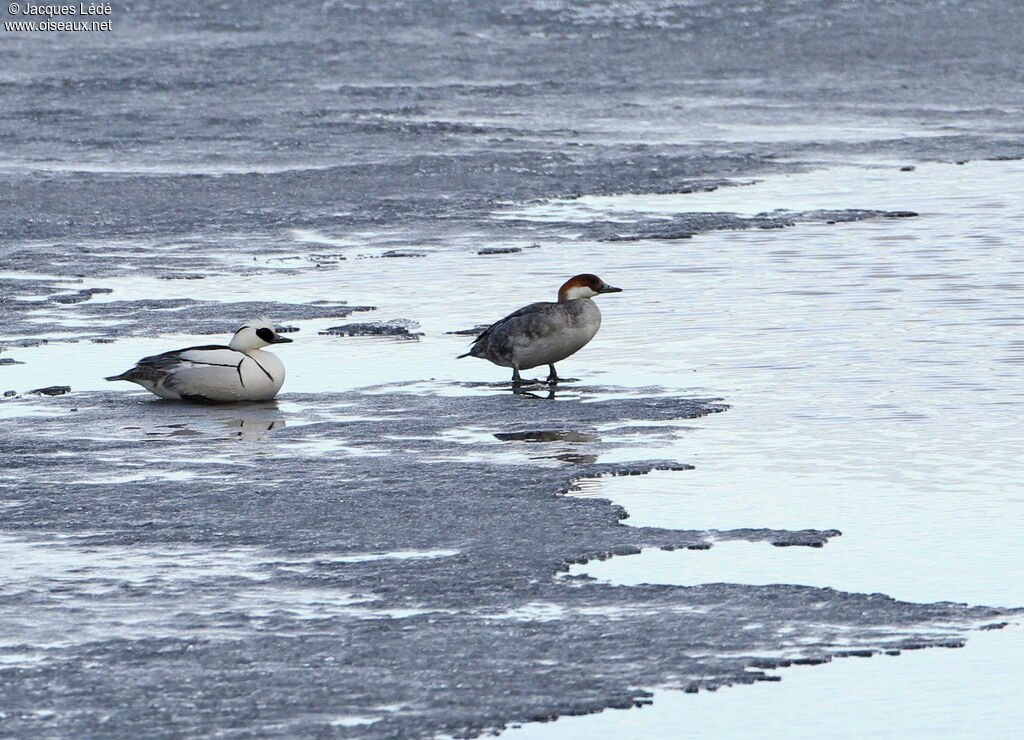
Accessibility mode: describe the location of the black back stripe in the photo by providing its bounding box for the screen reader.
[185,361,239,368]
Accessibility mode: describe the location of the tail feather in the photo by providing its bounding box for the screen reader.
[456,352,471,359]
[105,372,129,381]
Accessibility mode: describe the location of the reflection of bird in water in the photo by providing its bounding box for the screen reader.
[131,408,286,442]
[106,319,292,402]
[493,429,601,465]
[227,418,286,442]
[459,274,622,386]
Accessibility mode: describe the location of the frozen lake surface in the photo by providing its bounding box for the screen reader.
[4,159,1022,737]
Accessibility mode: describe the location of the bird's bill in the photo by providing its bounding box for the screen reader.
[270,335,294,343]
[599,284,623,293]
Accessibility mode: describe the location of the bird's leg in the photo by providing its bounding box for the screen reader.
[511,366,532,395]
[546,364,560,384]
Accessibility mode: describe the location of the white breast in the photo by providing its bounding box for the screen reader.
[514,301,602,370]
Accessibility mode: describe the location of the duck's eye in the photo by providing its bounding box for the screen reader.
[256,327,275,342]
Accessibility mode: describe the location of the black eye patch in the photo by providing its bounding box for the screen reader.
[255,327,275,342]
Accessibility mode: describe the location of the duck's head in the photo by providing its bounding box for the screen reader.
[557,274,623,302]
[228,319,294,351]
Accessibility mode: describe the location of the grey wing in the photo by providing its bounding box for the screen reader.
[469,302,558,361]
[109,352,183,383]
[470,303,551,345]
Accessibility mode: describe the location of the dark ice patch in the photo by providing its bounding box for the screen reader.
[47,287,114,304]
[478,246,523,255]
[28,385,70,396]
[320,319,423,340]
[575,209,920,242]
[0,298,375,342]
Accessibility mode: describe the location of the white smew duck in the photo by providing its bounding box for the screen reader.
[459,273,622,385]
[106,319,292,402]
